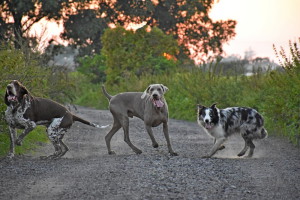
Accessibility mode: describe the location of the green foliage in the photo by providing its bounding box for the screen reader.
[61,1,236,60]
[78,54,107,83]
[101,26,179,84]
[0,127,49,157]
[71,71,107,109]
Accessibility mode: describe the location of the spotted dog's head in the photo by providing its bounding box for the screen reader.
[141,84,168,108]
[5,80,30,106]
[197,103,220,130]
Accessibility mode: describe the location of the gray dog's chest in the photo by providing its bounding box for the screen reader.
[145,106,168,127]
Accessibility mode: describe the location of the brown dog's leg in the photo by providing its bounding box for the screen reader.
[15,122,36,146]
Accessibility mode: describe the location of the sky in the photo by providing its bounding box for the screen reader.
[209,0,300,62]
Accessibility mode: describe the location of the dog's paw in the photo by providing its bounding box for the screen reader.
[218,145,225,151]
[108,151,116,155]
[152,143,159,148]
[170,152,178,156]
[6,152,15,159]
[135,150,143,154]
[237,152,246,157]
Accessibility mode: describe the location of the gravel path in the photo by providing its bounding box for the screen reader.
[0,106,299,200]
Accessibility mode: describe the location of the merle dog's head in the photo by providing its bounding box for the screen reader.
[197,103,219,130]
[141,84,168,108]
[5,80,29,106]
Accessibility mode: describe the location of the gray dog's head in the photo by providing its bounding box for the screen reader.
[141,84,168,107]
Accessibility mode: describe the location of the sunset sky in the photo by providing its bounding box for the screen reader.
[32,0,300,63]
[210,0,300,62]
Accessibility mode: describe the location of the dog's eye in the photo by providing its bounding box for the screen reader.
[150,88,154,92]
[157,88,161,91]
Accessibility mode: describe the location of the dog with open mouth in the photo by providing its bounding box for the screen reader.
[197,103,268,158]
[101,84,178,156]
[4,80,108,159]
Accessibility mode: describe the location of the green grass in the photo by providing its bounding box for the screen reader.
[0,126,49,157]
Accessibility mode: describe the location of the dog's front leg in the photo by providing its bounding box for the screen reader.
[8,127,17,158]
[15,122,36,146]
[203,137,226,158]
[145,124,159,148]
[163,122,178,156]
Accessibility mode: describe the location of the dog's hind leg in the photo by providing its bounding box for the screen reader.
[42,118,65,159]
[56,131,69,158]
[40,139,62,160]
[121,116,142,154]
[105,117,122,155]
[246,140,255,157]
[238,137,249,157]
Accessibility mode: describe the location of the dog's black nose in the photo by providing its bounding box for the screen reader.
[153,94,158,98]
[205,119,209,123]
[7,85,12,89]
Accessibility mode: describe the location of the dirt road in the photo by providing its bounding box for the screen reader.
[0,106,299,200]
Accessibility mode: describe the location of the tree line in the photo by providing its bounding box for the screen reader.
[0,0,236,62]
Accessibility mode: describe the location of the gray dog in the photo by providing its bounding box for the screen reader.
[101,84,178,156]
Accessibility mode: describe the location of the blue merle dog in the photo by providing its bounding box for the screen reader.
[197,103,268,158]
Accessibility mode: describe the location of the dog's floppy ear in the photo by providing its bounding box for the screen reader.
[4,91,10,106]
[141,85,151,99]
[17,81,29,102]
[160,84,169,93]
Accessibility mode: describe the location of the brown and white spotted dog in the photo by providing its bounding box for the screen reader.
[4,80,106,159]
[197,103,268,158]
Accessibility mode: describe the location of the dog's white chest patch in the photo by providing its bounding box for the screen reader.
[5,100,31,128]
[209,125,226,138]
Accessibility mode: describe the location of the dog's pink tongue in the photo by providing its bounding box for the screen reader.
[8,95,16,101]
[205,124,212,129]
[154,100,164,108]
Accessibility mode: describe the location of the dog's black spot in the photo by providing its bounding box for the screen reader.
[227,118,234,127]
[241,108,249,121]
[211,108,219,125]
[245,130,251,135]
[255,113,263,127]
[220,112,225,119]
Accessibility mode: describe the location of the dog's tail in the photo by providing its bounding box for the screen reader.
[259,128,268,139]
[101,85,112,100]
[72,115,109,129]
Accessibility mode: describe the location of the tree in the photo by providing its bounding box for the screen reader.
[110,0,236,62]
[62,9,108,57]
[101,26,179,84]
[0,0,71,49]
[63,0,235,61]
[1,0,236,63]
